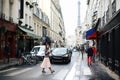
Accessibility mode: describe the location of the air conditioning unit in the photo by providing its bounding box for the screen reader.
[10,0,14,4]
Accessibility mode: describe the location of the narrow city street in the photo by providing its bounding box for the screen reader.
[0,52,78,80]
[0,51,115,80]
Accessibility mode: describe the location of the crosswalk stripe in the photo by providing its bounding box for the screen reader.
[65,62,77,80]
[53,69,69,80]
[5,68,32,76]
[0,68,17,73]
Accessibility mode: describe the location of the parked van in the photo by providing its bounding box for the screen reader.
[30,45,45,60]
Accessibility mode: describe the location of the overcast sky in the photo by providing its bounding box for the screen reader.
[60,0,87,37]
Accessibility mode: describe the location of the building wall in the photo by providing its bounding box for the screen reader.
[20,0,33,29]
[33,3,50,37]
[39,0,65,47]
[86,0,120,30]
[0,0,19,60]
[0,0,19,23]
[86,0,120,76]
[38,0,51,24]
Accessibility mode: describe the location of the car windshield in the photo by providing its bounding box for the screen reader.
[31,47,40,53]
[31,46,45,53]
[52,48,67,54]
[39,46,45,51]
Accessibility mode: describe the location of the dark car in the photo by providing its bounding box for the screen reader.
[50,47,72,64]
[50,47,56,52]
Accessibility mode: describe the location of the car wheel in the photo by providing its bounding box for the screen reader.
[67,58,71,64]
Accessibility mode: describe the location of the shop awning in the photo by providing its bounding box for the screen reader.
[86,27,97,40]
[18,26,41,39]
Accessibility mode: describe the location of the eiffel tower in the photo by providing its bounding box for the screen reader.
[77,0,81,28]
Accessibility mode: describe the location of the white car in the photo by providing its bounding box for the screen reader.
[30,45,45,60]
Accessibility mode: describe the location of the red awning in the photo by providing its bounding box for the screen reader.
[0,20,16,32]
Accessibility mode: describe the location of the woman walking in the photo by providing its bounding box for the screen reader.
[86,46,93,66]
[40,43,55,73]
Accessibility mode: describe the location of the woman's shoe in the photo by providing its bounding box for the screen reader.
[42,71,46,73]
[51,70,55,73]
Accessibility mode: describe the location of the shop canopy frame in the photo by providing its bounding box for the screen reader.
[18,26,41,39]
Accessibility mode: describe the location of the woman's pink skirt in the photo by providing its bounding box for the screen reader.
[41,57,51,68]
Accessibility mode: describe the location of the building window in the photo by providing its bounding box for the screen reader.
[9,0,12,16]
[34,23,36,33]
[39,26,41,35]
[46,16,48,24]
[92,11,97,26]
[39,10,42,19]
[106,8,109,23]
[42,27,47,37]
[18,10,20,18]
[29,16,31,26]
[102,15,105,26]
[36,8,39,16]
[43,13,46,22]
[41,12,43,20]
[112,0,116,16]
[37,25,39,34]
[25,14,28,24]
[0,0,3,14]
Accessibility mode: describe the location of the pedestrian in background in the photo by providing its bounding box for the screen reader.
[4,42,10,63]
[80,45,85,60]
[16,47,23,65]
[91,45,97,63]
[40,43,55,73]
[86,46,93,66]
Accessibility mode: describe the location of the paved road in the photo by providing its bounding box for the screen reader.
[0,52,79,80]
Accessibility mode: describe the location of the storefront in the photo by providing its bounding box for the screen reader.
[98,10,120,76]
[16,26,41,53]
[0,20,16,60]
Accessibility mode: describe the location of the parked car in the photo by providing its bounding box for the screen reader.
[30,45,45,60]
[50,47,72,64]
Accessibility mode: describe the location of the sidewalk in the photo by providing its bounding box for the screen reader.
[73,52,119,80]
[79,53,119,80]
[0,58,18,70]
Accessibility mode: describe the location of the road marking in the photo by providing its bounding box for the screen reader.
[81,61,92,76]
[0,68,17,73]
[30,70,42,78]
[83,67,92,75]
[5,68,32,76]
[65,62,77,80]
[53,69,69,80]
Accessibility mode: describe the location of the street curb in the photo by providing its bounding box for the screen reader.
[99,63,120,80]
[0,62,18,70]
